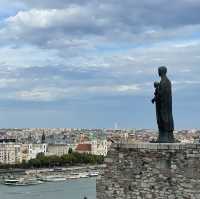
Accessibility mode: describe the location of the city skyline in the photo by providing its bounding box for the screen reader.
[0,0,200,128]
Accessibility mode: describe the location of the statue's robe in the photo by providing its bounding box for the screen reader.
[157,76,174,141]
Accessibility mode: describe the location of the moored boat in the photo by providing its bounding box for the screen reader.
[66,174,80,179]
[4,179,20,185]
[3,178,43,186]
[79,173,89,178]
[88,171,99,177]
[41,175,66,182]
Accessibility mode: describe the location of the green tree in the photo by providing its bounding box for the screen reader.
[68,147,73,154]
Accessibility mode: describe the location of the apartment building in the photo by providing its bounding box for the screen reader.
[0,143,21,164]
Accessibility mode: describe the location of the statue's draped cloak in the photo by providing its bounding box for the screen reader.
[157,76,174,132]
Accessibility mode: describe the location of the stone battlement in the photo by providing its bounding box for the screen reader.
[97,143,200,199]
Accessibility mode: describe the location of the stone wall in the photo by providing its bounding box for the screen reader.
[96,143,200,199]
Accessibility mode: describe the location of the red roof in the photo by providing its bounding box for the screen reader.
[75,144,92,152]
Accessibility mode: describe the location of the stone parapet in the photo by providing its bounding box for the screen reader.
[112,142,200,150]
[97,143,200,199]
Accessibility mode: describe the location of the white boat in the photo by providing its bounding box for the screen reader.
[88,171,99,177]
[24,178,44,185]
[41,176,66,182]
[66,175,80,180]
[3,178,43,186]
[66,173,80,179]
[79,173,89,178]
[4,179,20,185]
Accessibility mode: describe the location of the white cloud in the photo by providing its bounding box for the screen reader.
[0,0,200,104]
[0,78,18,88]
[0,46,61,69]
[7,83,141,101]
[2,1,200,51]
[87,84,140,94]
[15,88,67,101]
[6,7,91,29]
[173,80,200,85]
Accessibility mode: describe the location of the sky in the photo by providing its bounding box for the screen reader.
[0,0,200,129]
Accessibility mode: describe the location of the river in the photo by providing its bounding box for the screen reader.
[0,178,96,199]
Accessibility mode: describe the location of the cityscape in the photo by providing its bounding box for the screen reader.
[1,128,200,198]
[1,128,200,165]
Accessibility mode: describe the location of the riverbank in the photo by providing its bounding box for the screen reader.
[0,164,105,174]
[25,164,105,175]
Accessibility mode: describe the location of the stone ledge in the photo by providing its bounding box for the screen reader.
[112,143,200,150]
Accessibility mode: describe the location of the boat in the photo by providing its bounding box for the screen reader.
[66,172,83,180]
[66,172,91,179]
[88,171,99,177]
[66,174,80,179]
[24,178,44,185]
[41,176,66,182]
[79,173,89,178]
[3,178,43,186]
[3,179,20,185]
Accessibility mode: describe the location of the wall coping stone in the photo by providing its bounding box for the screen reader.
[112,143,200,150]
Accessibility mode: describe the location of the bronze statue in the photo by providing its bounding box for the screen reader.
[152,66,175,143]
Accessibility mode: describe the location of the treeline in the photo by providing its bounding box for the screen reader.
[0,152,104,169]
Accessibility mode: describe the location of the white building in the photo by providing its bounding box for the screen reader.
[27,144,47,160]
[0,144,21,164]
[91,139,108,156]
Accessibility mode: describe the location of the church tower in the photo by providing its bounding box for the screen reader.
[41,130,46,144]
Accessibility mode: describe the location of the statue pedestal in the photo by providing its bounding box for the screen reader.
[97,143,200,199]
[157,131,175,143]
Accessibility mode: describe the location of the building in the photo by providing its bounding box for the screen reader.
[27,144,47,160]
[47,144,69,156]
[0,143,21,164]
[41,131,46,144]
[20,144,47,162]
[75,139,108,156]
[75,143,92,154]
[20,144,29,162]
[91,139,108,156]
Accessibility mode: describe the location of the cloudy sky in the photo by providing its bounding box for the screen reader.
[0,0,200,128]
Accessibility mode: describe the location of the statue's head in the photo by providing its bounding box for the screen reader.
[158,66,167,77]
